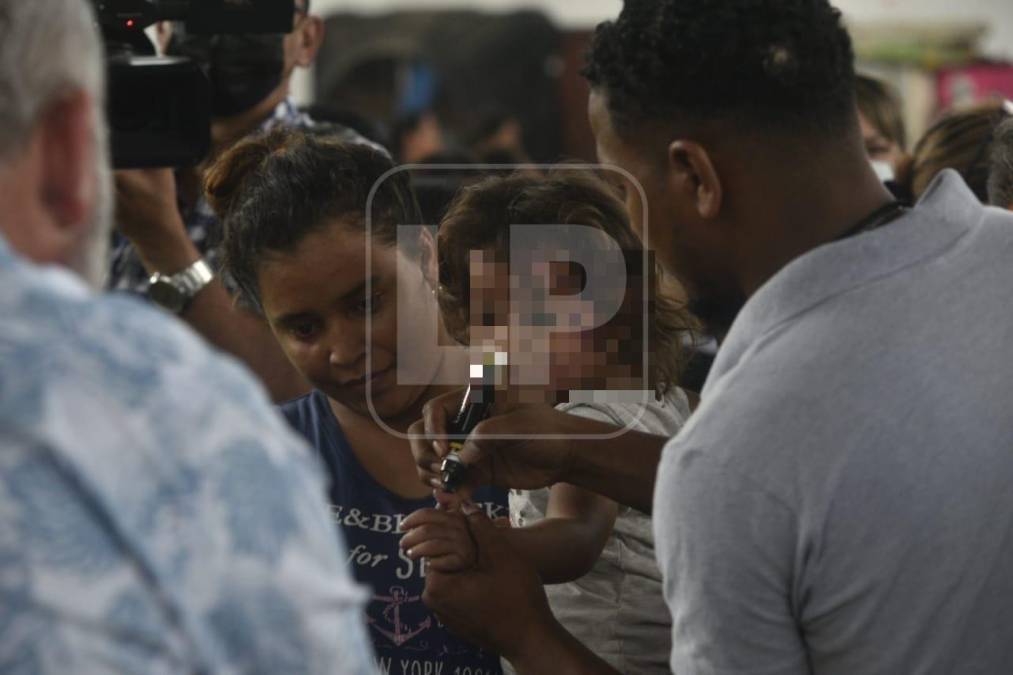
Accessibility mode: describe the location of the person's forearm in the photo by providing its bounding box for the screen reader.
[181,283,311,402]
[130,218,199,277]
[131,229,310,403]
[509,617,621,675]
[503,518,604,584]
[559,418,667,515]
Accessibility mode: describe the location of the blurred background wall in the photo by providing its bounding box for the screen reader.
[291,0,1013,162]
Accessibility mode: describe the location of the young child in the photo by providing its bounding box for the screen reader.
[401,171,695,674]
[206,127,507,675]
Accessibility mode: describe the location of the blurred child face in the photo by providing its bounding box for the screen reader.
[466,249,644,398]
[258,220,445,421]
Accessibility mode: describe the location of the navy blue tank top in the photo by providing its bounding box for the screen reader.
[281,390,507,675]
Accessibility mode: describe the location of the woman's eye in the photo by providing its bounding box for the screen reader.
[290,320,320,341]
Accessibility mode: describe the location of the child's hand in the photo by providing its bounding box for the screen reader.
[400,506,479,572]
[435,491,512,526]
[434,488,466,512]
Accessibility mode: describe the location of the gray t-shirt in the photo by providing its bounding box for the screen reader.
[654,170,1013,675]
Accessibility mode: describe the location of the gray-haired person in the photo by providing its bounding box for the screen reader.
[0,1,376,672]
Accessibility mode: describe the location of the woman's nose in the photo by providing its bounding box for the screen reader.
[325,322,366,369]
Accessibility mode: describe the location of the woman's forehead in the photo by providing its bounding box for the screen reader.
[259,226,417,303]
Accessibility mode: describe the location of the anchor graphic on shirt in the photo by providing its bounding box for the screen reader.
[368,585,432,646]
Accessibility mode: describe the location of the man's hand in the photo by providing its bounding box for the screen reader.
[409,387,595,497]
[409,387,667,514]
[400,506,478,573]
[421,503,556,662]
[423,504,621,674]
[115,168,198,273]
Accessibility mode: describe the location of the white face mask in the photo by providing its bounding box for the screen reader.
[870,159,895,183]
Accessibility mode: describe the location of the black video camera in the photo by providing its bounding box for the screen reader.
[92,0,295,168]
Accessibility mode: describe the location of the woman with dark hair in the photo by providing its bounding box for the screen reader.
[205,127,506,674]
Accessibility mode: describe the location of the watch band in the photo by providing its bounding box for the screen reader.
[148,258,214,314]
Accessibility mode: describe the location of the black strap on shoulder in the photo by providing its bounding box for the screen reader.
[834,201,908,243]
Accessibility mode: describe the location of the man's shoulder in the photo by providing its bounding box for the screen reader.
[0,263,338,579]
[664,338,832,501]
[1,262,297,462]
[15,279,249,390]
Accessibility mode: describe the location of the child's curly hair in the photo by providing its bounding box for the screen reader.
[437,170,696,397]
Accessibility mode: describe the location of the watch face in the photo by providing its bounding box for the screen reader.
[148,279,186,313]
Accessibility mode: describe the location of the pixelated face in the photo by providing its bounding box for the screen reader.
[258,220,444,420]
[465,244,646,397]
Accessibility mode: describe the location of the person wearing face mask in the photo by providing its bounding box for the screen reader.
[109,0,383,403]
[855,73,913,203]
[855,74,908,180]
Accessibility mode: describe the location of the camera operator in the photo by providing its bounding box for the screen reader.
[109,0,380,402]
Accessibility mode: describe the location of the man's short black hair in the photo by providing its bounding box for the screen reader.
[583,0,857,137]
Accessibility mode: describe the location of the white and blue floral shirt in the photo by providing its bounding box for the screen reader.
[0,235,377,674]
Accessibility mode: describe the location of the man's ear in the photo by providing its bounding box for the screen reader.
[293,15,324,68]
[38,90,97,241]
[666,140,723,220]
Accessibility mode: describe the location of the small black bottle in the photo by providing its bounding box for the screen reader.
[440,382,495,492]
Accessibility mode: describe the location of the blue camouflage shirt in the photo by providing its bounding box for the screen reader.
[0,235,377,674]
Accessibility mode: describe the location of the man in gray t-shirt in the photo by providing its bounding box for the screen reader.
[406,2,1013,674]
[654,169,1013,674]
